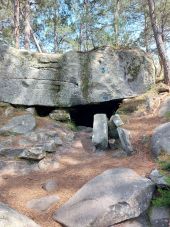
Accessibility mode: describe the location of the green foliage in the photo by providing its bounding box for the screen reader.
[165,111,170,120]
[67,121,77,131]
[152,189,170,207]
[152,159,170,207]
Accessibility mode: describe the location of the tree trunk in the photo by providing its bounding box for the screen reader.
[14,0,20,49]
[114,0,120,47]
[24,0,31,49]
[147,0,170,85]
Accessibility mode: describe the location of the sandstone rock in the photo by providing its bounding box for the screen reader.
[53,168,154,227]
[117,127,133,155]
[159,96,170,117]
[49,109,70,122]
[19,147,46,160]
[92,114,108,150]
[0,202,40,227]
[149,206,170,227]
[42,179,58,192]
[151,122,170,158]
[0,45,155,107]
[149,169,170,188]
[27,195,60,212]
[0,115,36,136]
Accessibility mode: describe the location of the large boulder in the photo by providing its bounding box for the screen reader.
[53,168,154,227]
[92,114,108,150]
[0,114,36,136]
[151,122,170,158]
[0,202,40,227]
[0,44,155,107]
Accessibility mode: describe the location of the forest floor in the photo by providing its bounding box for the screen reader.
[0,94,168,227]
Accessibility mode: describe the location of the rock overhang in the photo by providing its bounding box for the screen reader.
[0,44,155,107]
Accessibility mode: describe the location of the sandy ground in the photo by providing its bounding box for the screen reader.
[0,109,166,227]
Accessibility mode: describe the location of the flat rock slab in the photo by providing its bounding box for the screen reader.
[19,147,46,160]
[0,114,36,135]
[53,168,154,227]
[0,202,40,227]
[27,195,60,212]
[151,122,170,158]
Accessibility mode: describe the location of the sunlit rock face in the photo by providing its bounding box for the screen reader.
[0,44,155,107]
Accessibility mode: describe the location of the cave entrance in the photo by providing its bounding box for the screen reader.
[69,99,122,127]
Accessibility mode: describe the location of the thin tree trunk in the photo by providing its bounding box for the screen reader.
[114,0,120,47]
[14,0,20,49]
[147,0,170,85]
[24,0,31,49]
[30,28,42,53]
[53,6,58,52]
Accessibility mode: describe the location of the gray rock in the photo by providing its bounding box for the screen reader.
[92,114,108,150]
[151,122,170,158]
[42,179,58,192]
[112,213,150,227]
[117,127,133,155]
[0,148,24,158]
[112,114,124,127]
[108,116,119,139]
[38,157,60,170]
[19,147,46,160]
[149,206,170,227]
[49,109,70,122]
[0,115,36,136]
[53,168,154,227]
[27,195,60,212]
[159,96,170,117]
[0,202,40,227]
[0,45,155,107]
[43,139,62,153]
[149,169,169,187]
[77,126,93,132]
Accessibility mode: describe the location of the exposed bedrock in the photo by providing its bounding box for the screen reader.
[0,44,155,107]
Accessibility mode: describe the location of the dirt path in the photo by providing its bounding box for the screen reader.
[0,113,164,227]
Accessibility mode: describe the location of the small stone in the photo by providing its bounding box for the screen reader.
[19,147,46,160]
[27,195,60,212]
[38,157,60,170]
[43,140,61,153]
[42,179,58,192]
[109,139,116,149]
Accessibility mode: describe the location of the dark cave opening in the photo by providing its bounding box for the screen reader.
[35,106,55,117]
[69,99,122,127]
